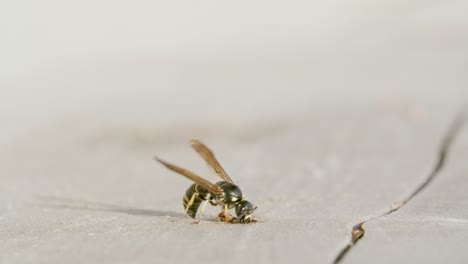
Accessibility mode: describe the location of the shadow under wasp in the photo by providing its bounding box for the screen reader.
[154,140,257,224]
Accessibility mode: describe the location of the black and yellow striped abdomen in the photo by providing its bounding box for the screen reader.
[183,184,209,218]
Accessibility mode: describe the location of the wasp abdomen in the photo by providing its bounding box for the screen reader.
[183,183,209,218]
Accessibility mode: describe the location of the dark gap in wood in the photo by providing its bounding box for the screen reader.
[332,106,467,264]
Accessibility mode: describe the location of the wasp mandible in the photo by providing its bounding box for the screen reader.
[154,140,257,224]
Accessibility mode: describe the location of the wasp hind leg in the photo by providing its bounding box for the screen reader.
[194,196,217,224]
[193,200,208,224]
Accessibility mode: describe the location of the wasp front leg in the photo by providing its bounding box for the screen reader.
[216,204,235,223]
[206,197,233,223]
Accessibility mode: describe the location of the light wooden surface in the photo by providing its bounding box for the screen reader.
[1,2,467,263]
[345,117,468,264]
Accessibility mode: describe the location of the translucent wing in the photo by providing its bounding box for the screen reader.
[154,156,223,195]
[190,139,234,183]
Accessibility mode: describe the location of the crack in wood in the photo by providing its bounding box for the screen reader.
[332,107,467,264]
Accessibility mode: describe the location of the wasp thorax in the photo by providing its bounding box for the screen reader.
[216,181,243,205]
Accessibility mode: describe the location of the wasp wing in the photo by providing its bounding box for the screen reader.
[154,156,223,195]
[190,139,234,183]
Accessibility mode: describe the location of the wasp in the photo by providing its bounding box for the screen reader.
[154,140,257,224]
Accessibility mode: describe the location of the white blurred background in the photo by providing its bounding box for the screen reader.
[1,1,467,146]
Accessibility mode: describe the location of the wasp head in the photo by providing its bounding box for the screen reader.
[235,200,257,223]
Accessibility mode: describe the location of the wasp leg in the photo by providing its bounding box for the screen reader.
[193,200,208,224]
[208,197,218,206]
[216,204,235,223]
[184,192,199,215]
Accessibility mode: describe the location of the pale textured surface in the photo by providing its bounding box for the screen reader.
[1,1,468,264]
[344,124,468,264]
[0,104,464,264]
